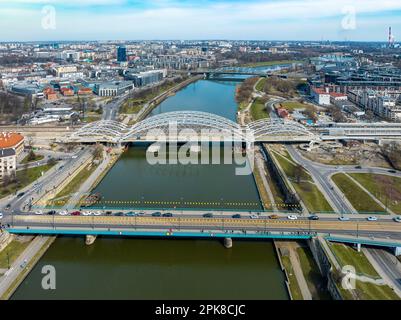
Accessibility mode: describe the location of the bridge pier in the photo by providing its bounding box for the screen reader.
[395,247,401,256]
[224,238,233,249]
[86,235,97,245]
[355,243,361,252]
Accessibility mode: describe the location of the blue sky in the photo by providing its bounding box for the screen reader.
[0,0,401,41]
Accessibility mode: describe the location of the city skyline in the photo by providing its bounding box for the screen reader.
[1,0,401,42]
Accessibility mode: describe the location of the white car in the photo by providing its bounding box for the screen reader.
[250,214,258,219]
[339,216,350,221]
[367,216,378,222]
[59,211,68,216]
[82,211,92,216]
[94,211,102,216]
[35,210,43,215]
[0,213,3,219]
[393,216,401,223]
[287,215,298,220]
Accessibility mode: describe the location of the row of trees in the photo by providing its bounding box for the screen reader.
[381,142,401,170]
[235,77,259,105]
[0,91,31,123]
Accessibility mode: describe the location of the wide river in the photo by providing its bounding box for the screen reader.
[12,77,290,300]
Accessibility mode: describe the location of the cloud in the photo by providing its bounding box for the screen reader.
[0,0,400,41]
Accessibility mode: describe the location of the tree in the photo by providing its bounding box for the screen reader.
[92,144,103,160]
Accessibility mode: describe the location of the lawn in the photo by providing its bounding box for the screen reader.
[279,101,314,112]
[349,173,401,214]
[332,174,386,214]
[274,152,333,213]
[0,239,32,269]
[250,97,269,120]
[0,164,55,199]
[296,246,332,300]
[20,153,44,164]
[281,255,303,300]
[255,78,266,92]
[328,243,380,278]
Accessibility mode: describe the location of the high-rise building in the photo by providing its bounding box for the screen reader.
[117,46,127,62]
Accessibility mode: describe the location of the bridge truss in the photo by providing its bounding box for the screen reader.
[69,111,318,143]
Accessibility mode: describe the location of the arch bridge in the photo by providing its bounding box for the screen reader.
[68,111,319,144]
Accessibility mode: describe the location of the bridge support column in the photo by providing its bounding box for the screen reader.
[395,247,401,256]
[224,238,233,249]
[355,243,361,252]
[86,235,97,245]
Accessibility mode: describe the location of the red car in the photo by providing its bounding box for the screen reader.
[71,211,81,216]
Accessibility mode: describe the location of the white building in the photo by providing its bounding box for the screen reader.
[0,148,16,179]
[311,87,331,106]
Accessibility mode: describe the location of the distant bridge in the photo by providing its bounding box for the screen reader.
[189,67,289,80]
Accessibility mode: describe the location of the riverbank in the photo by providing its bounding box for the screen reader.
[0,235,56,300]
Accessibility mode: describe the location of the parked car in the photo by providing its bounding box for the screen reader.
[71,211,81,216]
[287,215,298,220]
[367,216,378,222]
[232,214,241,219]
[203,213,213,218]
[338,216,350,221]
[309,215,319,220]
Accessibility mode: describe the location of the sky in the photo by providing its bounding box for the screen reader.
[0,0,401,41]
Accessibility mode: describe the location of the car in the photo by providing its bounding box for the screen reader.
[393,216,401,223]
[59,211,68,216]
[0,213,3,220]
[17,192,25,198]
[269,214,279,220]
[47,210,56,215]
[355,165,362,169]
[82,211,92,216]
[367,216,378,222]
[94,211,102,216]
[106,211,112,215]
[125,212,137,217]
[4,204,11,211]
[388,170,397,173]
[152,212,162,217]
[115,212,124,216]
[338,216,350,221]
[203,213,213,218]
[287,215,298,220]
[232,214,241,219]
[34,210,43,215]
[309,215,320,220]
[250,214,258,219]
[162,213,173,218]
[71,211,81,216]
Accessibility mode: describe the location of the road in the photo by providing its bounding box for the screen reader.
[1,148,93,214]
[102,93,129,121]
[365,247,401,296]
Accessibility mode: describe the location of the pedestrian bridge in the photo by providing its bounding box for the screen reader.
[68,111,319,144]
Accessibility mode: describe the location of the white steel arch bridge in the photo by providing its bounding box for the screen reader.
[68,111,319,144]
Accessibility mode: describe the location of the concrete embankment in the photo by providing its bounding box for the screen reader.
[273,241,294,300]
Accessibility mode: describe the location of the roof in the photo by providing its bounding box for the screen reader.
[0,148,16,158]
[0,132,24,149]
[330,92,347,98]
[312,87,330,95]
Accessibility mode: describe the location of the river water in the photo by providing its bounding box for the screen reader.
[12,76,290,300]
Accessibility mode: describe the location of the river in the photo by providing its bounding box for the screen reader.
[12,74,290,300]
